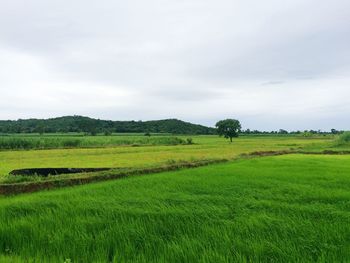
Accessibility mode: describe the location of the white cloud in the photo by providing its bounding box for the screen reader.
[0,0,349,130]
[0,48,133,118]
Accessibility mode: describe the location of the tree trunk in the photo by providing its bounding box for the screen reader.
[230,137,232,142]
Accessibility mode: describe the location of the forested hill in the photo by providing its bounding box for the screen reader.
[0,116,215,135]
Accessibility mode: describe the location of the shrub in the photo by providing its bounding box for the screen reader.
[336,131,350,145]
[186,138,193,144]
[301,132,313,137]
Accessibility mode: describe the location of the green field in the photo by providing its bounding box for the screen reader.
[1,154,350,262]
[0,134,349,262]
[0,135,332,177]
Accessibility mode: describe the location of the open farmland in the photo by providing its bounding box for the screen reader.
[0,134,349,262]
[2,0,349,261]
[0,153,350,262]
[0,135,333,178]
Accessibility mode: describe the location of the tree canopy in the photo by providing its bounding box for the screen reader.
[0,116,216,135]
[215,119,241,142]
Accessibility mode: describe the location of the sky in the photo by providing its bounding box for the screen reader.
[0,0,349,130]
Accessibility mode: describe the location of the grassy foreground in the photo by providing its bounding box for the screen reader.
[0,154,349,262]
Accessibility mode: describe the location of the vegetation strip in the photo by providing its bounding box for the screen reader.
[0,135,191,150]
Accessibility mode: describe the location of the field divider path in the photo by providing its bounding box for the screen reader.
[0,159,228,195]
[2,149,350,195]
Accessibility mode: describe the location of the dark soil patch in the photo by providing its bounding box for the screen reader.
[9,168,111,177]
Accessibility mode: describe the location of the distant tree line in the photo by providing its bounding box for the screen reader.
[0,116,216,135]
[240,129,344,135]
[0,116,344,136]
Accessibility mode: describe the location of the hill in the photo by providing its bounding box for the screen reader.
[0,116,215,134]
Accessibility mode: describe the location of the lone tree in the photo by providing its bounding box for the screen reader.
[215,119,241,142]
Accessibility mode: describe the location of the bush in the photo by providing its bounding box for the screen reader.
[148,137,186,145]
[186,138,193,144]
[336,131,350,145]
[301,132,313,137]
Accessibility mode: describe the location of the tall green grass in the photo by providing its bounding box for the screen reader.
[336,131,350,145]
[0,154,349,262]
[0,136,188,150]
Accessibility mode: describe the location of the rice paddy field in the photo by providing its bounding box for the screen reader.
[0,134,349,262]
[0,135,333,177]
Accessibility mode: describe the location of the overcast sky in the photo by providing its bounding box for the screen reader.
[0,0,349,130]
